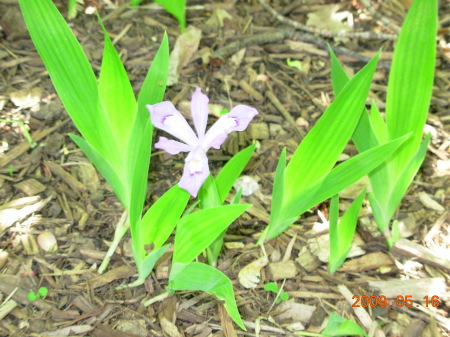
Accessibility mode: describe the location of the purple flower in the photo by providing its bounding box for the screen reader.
[147,88,258,197]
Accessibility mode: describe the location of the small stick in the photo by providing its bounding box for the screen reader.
[257,0,397,41]
[266,90,303,140]
[358,0,400,33]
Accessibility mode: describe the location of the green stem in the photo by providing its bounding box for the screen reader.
[98,210,129,274]
[142,291,169,307]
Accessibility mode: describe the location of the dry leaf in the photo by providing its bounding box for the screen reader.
[167,26,202,86]
[306,5,352,34]
[238,255,268,289]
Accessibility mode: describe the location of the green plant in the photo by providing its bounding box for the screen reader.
[259,53,410,245]
[27,287,48,302]
[330,0,437,246]
[19,0,187,288]
[264,281,289,304]
[131,0,186,32]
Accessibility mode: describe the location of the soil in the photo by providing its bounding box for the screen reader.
[0,0,449,336]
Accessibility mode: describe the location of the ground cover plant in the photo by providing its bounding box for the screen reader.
[0,0,448,336]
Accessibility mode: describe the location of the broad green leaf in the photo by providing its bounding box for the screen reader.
[387,134,431,220]
[136,244,170,285]
[322,312,368,337]
[215,143,256,204]
[329,47,382,152]
[154,0,186,32]
[368,192,388,234]
[173,204,251,264]
[259,148,290,244]
[169,262,245,330]
[98,16,136,153]
[284,52,379,199]
[329,189,366,274]
[330,49,391,213]
[276,134,411,240]
[137,33,169,122]
[69,134,126,205]
[386,0,437,178]
[369,101,387,144]
[198,175,221,209]
[263,282,279,294]
[128,34,169,231]
[271,148,286,226]
[18,0,111,156]
[141,185,190,247]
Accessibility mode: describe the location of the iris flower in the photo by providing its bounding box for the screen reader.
[147,88,258,197]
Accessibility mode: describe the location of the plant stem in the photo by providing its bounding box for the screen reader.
[142,291,169,307]
[98,210,129,274]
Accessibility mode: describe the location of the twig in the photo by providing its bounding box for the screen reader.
[257,0,397,41]
[358,0,400,33]
[212,28,391,69]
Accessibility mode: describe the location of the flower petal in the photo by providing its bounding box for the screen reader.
[178,146,210,197]
[202,105,258,150]
[191,88,209,140]
[226,105,259,131]
[155,137,192,155]
[147,101,199,146]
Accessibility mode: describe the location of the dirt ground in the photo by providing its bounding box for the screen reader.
[0,0,449,336]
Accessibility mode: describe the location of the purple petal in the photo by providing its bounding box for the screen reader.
[147,101,199,147]
[202,105,258,150]
[226,105,259,131]
[191,88,209,140]
[178,146,210,197]
[155,137,192,155]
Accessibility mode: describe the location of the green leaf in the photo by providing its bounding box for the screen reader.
[18,0,112,157]
[278,134,411,240]
[27,291,38,302]
[386,134,431,221]
[141,185,190,247]
[284,52,379,200]
[385,0,437,178]
[330,48,391,213]
[98,15,136,154]
[138,245,170,284]
[128,33,170,232]
[38,287,48,297]
[198,175,221,209]
[264,282,279,294]
[322,312,368,337]
[329,189,366,274]
[369,101,387,144]
[215,143,256,204]
[271,148,287,227]
[154,0,186,32]
[173,204,251,264]
[280,291,289,301]
[69,134,127,206]
[169,262,245,330]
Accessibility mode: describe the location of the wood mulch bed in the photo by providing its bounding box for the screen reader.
[0,0,449,336]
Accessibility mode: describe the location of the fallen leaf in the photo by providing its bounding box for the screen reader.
[306,5,352,34]
[238,255,268,289]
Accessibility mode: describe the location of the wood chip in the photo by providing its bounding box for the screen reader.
[418,192,445,213]
[392,239,450,273]
[268,260,297,281]
[86,265,135,289]
[14,178,46,195]
[275,300,315,325]
[368,278,449,300]
[340,252,395,272]
[45,161,88,194]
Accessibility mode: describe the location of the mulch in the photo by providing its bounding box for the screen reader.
[0,0,449,336]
